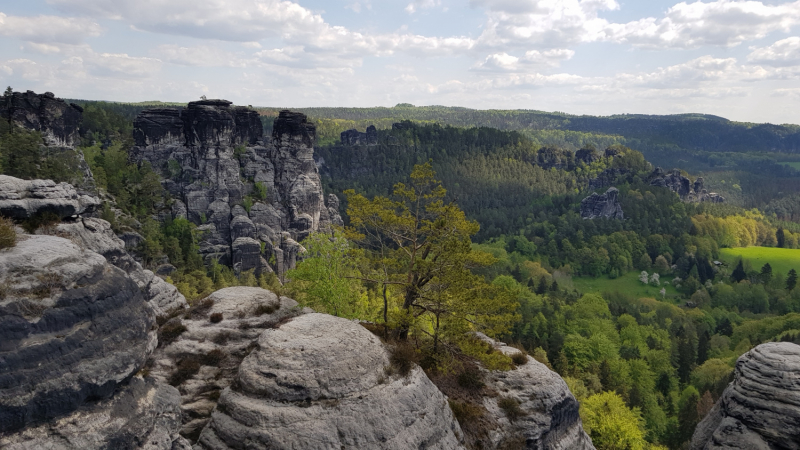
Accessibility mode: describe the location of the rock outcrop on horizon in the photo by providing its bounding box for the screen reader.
[581,187,624,220]
[690,342,800,450]
[0,91,83,148]
[196,313,466,449]
[131,103,341,276]
[649,168,724,203]
[341,125,378,145]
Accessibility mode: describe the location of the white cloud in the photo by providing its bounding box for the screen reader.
[152,45,248,67]
[0,12,102,44]
[406,0,441,14]
[748,36,800,66]
[609,0,800,48]
[472,48,574,71]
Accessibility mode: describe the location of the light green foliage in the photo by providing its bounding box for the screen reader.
[286,230,364,318]
[581,391,649,450]
[241,196,254,213]
[346,162,519,349]
[253,181,268,201]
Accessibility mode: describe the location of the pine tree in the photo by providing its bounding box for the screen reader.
[777,227,786,248]
[731,259,746,283]
[536,275,548,295]
[760,263,773,284]
[788,269,798,291]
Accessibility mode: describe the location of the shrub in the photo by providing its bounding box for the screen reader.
[212,331,231,345]
[497,396,526,423]
[510,352,528,366]
[21,211,60,234]
[449,400,483,425]
[457,367,485,391]
[159,320,187,347]
[389,343,418,377]
[169,356,201,386]
[0,217,16,249]
[209,312,223,323]
[254,303,277,316]
[185,298,214,319]
[201,349,226,366]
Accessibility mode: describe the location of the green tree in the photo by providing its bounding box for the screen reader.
[777,227,786,248]
[345,162,518,344]
[286,230,363,318]
[580,391,649,450]
[788,269,798,291]
[731,259,746,283]
[760,263,773,284]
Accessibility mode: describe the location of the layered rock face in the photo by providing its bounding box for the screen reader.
[575,148,601,165]
[649,168,724,203]
[475,334,595,449]
[196,313,465,449]
[581,187,624,220]
[0,234,156,434]
[131,104,341,276]
[0,175,100,219]
[148,287,303,440]
[691,342,800,450]
[341,125,378,145]
[0,90,83,147]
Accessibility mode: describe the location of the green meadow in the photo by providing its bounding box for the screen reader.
[719,247,800,276]
[571,270,681,300]
[780,161,800,170]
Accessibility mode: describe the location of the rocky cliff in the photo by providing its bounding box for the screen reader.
[1,91,83,148]
[131,103,341,276]
[649,168,724,203]
[341,125,378,145]
[690,342,800,449]
[581,187,624,220]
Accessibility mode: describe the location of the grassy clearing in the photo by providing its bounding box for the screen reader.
[719,247,800,276]
[572,270,680,301]
[780,162,800,170]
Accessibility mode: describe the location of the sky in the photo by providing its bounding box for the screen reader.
[2,0,800,124]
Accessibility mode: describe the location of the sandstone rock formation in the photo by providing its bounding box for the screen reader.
[690,342,800,450]
[581,187,624,220]
[649,168,724,203]
[131,104,341,276]
[341,125,378,145]
[588,168,629,190]
[196,313,465,449]
[0,90,83,148]
[0,175,100,219]
[147,287,303,440]
[0,234,156,433]
[0,377,190,450]
[575,147,601,165]
[537,146,575,170]
[475,334,595,449]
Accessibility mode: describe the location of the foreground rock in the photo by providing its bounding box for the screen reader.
[148,287,302,441]
[196,313,464,449]
[475,334,595,450]
[580,187,624,220]
[131,104,342,275]
[690,342,800,450]
[0,234,156,433]
[0,377,190,450]
[0,175,100,220]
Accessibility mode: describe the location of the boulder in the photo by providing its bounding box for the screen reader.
[196,313,464,449]
[580,187,624,220]
[0,377,189,450]
[0,235,156,433]
[0,175,100,220]
[148,287,302,441]
[468,334,595,449]
[691,342,800,450]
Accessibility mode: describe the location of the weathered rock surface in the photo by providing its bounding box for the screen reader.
[341,125,378,145]
[0,175,100,220]
[196,313,464,449]
[588,168,629,190]
[649,168,725,203]
[148,287,303,441]
[690,342,800,450]
[131,104,341,275]
[536,146,575,170]
[0,376,190,450]
[580,187,624,220]
[0,234,156,433]
[575,147,601,165]
[0,90,82,148]
[474,334,595,450]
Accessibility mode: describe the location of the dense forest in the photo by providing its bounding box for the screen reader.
[3,94,800,449]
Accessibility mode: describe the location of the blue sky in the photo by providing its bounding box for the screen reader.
[2,0,800,124]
